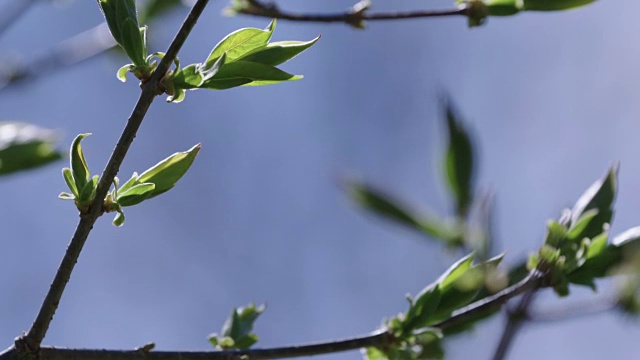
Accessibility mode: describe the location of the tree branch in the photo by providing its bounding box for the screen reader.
[18,0,211,351]
[229,0,467,27]
[491,282,538,360]
[1,270,545,360]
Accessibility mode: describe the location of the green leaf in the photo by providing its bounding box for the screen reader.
[77,175,99,206]
[70,133,91,193]
[522,0,596,11]
[137,144,201,198]
[0,122,61,176]
[117,182,156,207]
[173,64,205,89]
[363,347,388,360]
[200,52,228,82]
[118,172,140,195]
[566,208,599,242]
[544,220,568,247]
[209,303,266,350]
[348,181,459,242]
[206,20,275,65]
[402,284,442,334]
[62,167,78,198]
[113,207,126,226]
[98,0,122,45]
[120,19,146,66]
[241,37,320,66]
[443,100,475,217]
[570,166,617,240]
[117,64,134,82]
[58,192,75,200]
[200,61,301,89]
[485,0,521,16]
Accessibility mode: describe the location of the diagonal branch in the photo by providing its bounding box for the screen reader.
[18,0,211,352]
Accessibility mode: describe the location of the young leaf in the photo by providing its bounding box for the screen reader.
[77,175,99,206]
[402,284,442,334]
[62,167,78,198]
[137,144,201,198]
[241,37,321,67]
[443,100,475,217]
[200,61,301,89]
[522,0,596,11]
[120,19,146,66]
[70,133,91,193]
[206,20,275,64]
[570,166,618,240]
[173,64,205,89]
[485,0,521,16]
[116,182,156,207]
[209,303,266,350]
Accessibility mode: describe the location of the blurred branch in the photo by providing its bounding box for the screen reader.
[228,0,467,27]
[527,297,617,323]
[0,0,39,38]
[491,285,538,360]
[0,22,116,91]
[13,0,211,353]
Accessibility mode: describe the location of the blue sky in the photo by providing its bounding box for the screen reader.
[1,1,639,359]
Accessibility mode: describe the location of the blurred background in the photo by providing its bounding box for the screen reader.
[1,0,639,359]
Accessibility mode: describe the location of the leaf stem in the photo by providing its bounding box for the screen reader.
[20,0,210,351]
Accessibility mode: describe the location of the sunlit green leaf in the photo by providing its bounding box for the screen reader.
[137,144,201,198]
[522,0,596,11]
[117,182,156,207]
[209,303,266,350]
[206,20,275,65]
[241,37,320,66]
[70,133,91,192]
[200,61,301,89]
[570,166,617,240]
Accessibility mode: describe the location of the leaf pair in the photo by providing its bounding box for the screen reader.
[163,20,319,102]
[59,134,200,226]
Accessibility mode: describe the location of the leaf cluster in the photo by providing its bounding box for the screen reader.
[59,134,200,226]
[97,1,318,103]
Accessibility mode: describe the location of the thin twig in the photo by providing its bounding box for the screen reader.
[232,0,467,26]
[20,0,210,351]
[491,282,538,360]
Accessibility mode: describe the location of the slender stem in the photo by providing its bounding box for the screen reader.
[491,284,538,360]
[234,1,467,25]
[21,0,210,350]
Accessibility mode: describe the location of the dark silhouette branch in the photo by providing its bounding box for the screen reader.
[229,0,468,27]
[18,0,211,352]
[1,270,545,360]
[491,282,539,360]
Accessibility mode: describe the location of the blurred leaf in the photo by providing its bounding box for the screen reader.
[570,165,617,240]
[0,122,61,176]
[348,181,459,242]
[486,0,521,16]
[209,303,265,350]
[443,99,475,217]
[140,0,184,22]
[200,61,301,89]
[566,209,599,242]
